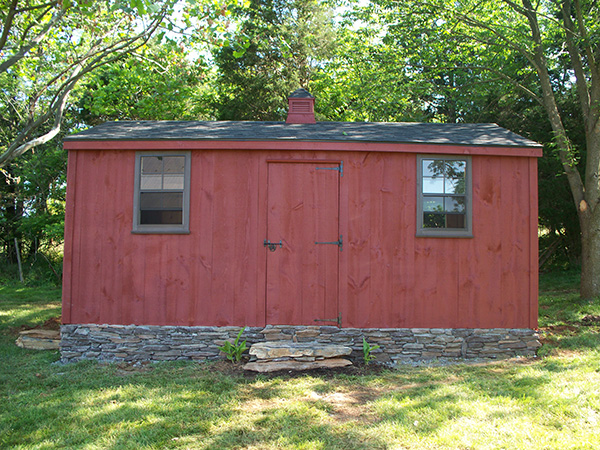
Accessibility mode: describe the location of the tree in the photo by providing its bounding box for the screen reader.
[213,0,337,120]
[366,0,600,298]
[76,39,215,124]
[0,0,173,167]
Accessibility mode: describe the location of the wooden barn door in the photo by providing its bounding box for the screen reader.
[265,161,341,325]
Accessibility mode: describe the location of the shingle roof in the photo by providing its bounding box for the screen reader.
[65,120,541,148]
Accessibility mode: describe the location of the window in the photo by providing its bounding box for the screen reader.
[417,155,472,237]
[133,152,191,234]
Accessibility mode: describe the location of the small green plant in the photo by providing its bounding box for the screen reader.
[362,337,380,364]
[219,327,248,362]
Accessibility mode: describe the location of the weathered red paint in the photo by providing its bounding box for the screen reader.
[266,162,340,325]
[62,145,539,329]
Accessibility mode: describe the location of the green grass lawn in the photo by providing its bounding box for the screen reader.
[1,273,599,450]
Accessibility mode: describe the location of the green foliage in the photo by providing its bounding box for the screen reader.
[0,139,66,284]
[213,0,337,120]
[76,39,216,123]
[0,0,179,166]
[219,327,248,362]
[362,337,380,365]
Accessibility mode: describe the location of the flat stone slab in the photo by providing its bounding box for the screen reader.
[244,357,352,373]
[16,330,60,350]
[249,342,352,360]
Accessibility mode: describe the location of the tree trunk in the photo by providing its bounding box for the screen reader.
[579,209,600,299]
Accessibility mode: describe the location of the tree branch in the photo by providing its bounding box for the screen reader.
[15,1,57,14]
[0,4,169,166]
[18,3,57,49]
[0,0,20,52]
[561,0,591,123]
[573,0,598,78]
[0,6,65,74]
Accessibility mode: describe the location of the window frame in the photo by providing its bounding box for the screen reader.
[132,151,191,234]
[416,154,473,238]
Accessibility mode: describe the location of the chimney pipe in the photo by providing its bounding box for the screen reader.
[286,88,316,124]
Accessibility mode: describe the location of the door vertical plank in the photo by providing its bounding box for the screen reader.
[266,162,340,325]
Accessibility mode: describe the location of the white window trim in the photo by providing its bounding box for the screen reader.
[132,151,191,234]
[416,154,473,238]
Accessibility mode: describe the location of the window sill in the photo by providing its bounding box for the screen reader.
[416,230,473,238]
[132,228,190,235]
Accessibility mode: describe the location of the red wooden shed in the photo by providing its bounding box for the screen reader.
[60,90,543,363]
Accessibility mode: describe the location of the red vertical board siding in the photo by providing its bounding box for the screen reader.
[393,155,417,328]
[346,153,373,326]
[61,150,77,324]
[63,147,538,329]
[367,154,389,326]
[191,151,215,325]
[207,151,259,326]
[529,158,539,328]
[462,156,504,328]
[413,238,459,327]
[500,157,525,326]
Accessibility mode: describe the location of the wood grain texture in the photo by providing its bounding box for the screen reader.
[63,148,538,329]
[266,162,340,325]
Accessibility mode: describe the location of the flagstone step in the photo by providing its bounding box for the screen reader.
[244,358,352,373]
[250,341,352,360]
[244,341,353,372]
[16,330,60,350]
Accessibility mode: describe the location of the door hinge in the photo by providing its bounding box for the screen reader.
[316,161,343,177]
[315,235,342,251]
[314,312,342,327]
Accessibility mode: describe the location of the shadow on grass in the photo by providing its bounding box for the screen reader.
[1,362,241,449]
[2,350,599,449]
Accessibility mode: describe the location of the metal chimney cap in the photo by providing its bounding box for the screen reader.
[288,88,314,98]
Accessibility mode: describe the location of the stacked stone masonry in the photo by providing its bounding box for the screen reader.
[60,324,540,364]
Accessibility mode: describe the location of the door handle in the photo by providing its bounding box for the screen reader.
[264,239,282,252]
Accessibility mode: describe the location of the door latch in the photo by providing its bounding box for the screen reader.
[264,239,282,252]
[314,235,343,251]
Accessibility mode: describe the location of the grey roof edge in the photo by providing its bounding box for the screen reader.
[64,120,542,148]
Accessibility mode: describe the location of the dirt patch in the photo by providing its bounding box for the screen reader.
[8,316,61,338]
[15,316,61,334]
[541,324,578,333]
[241,383,386,424]
[581,315,600,326]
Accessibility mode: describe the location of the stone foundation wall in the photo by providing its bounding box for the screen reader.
[60,324,540,364]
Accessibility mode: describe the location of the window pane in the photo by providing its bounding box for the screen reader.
[163,175,184,190]
[161,192,183,208]
[163,156,185,174]
[422,159,444,177]
[445,160,465,178]
[140,210,183,225]
[445,177,465,194]
[140,192,183,209]
[445,196,466,212]
[141,174,162,190]
[423,177,445,194]
[446,213,466,229]
[423,212,445,228]
[423,196,444,212]
[141,156,162,174]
